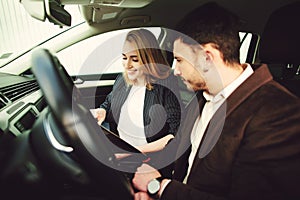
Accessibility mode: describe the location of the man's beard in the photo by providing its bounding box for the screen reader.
[186,79,207,92]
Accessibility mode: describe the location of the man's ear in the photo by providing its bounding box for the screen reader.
[200,50,213,73]
[202,43,219,60]
[201,43,214,60]
[205,50,214,62]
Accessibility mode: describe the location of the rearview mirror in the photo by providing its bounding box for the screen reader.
[45,0,71,26]
[20,0,71,27]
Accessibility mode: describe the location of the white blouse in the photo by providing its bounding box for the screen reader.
[117,85,147,147]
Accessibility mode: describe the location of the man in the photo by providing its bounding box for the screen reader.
[132,2,300,200]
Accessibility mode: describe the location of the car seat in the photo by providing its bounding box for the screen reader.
[259,1,300,97]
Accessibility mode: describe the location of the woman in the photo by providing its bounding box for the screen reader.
[95,29,181,154]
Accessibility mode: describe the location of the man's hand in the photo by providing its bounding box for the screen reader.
[134,191,153,200]
[132,164,161,192]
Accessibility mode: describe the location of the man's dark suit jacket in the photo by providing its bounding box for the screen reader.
[100,74,181,143]
[161,64,300,200]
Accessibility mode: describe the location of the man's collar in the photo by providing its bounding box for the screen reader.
[203,63,254,102]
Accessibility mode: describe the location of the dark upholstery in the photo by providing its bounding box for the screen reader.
[259,1,300,97]
[259,2,300,64]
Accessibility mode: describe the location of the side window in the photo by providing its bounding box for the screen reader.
[57,27,162,76]
[239,32,252,63]
[239,32,259,63]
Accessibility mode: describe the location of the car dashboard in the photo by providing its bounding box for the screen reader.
[0,69,137,200]
[0,72,47,137]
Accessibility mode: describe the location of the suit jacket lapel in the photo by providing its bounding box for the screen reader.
[173,91,206,181]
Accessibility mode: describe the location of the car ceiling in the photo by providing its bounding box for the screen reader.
[61,0,300,36]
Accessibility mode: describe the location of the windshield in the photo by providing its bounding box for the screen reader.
[0,1,83,67]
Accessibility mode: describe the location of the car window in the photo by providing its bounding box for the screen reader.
[0,1,83,67]
[57,27,161,76]
[239,32,253,63]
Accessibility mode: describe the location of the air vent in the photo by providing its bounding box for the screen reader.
[0,92,9,110]
[0,80,39,104]
[0,100,4,110]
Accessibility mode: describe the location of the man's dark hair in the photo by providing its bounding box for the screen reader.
[175,2,242,65]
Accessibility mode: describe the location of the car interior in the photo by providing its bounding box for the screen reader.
[0,0,299,199]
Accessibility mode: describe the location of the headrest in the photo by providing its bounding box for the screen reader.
[259,2,300,64]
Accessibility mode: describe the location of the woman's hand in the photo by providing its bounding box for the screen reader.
[114,153,132,160]
[92,108,106,125]
[136,134,174,153]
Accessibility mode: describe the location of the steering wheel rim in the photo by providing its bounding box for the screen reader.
[31,48,135,199]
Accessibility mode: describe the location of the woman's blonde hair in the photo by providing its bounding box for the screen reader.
[123,29,170,90]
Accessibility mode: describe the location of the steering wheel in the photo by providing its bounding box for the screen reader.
[30,48,139,199]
